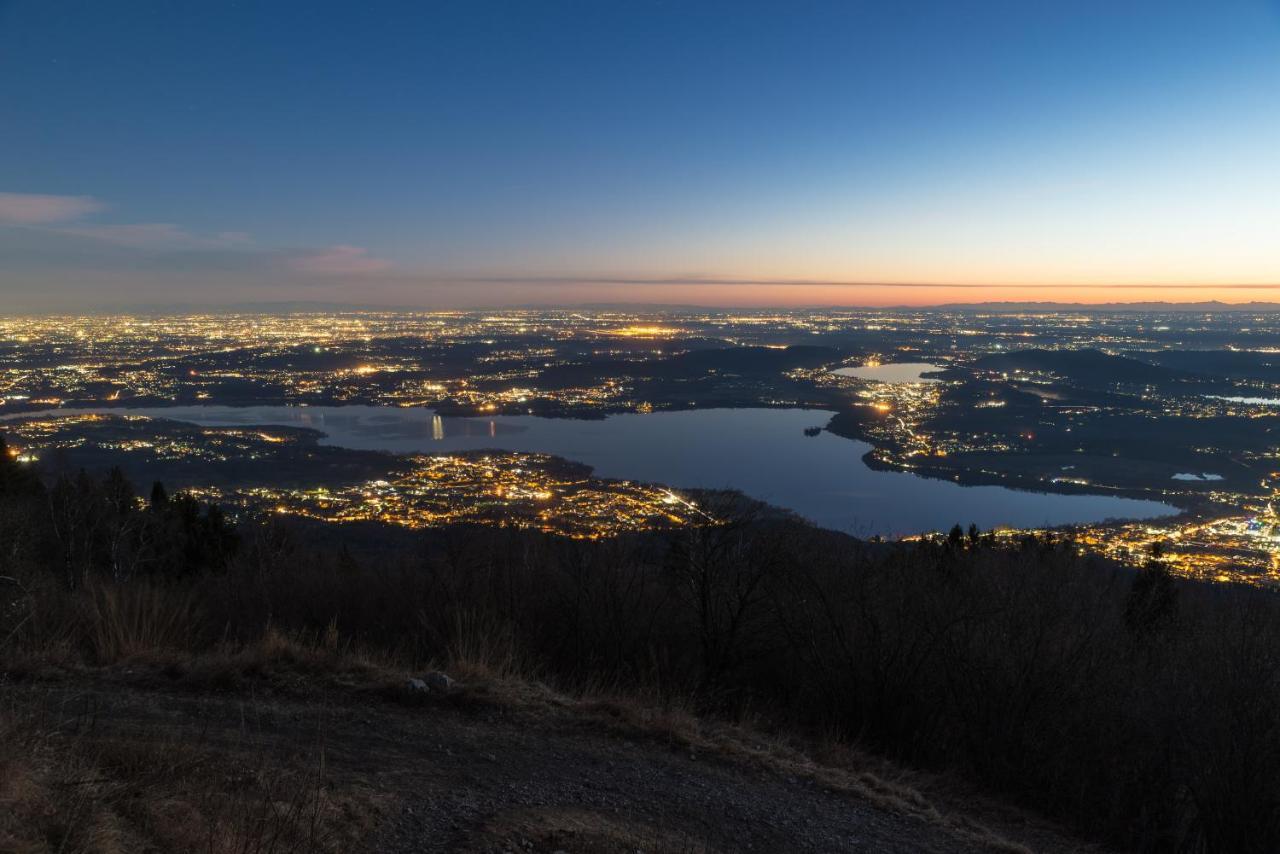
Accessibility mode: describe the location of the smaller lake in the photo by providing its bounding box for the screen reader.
[831,363,945,383]
[1209,396,1280,407]
[7,405,1176,537]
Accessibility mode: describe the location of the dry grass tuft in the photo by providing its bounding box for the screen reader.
[442,609,529,683]
[83,581,201,664]
[161,625,394,698]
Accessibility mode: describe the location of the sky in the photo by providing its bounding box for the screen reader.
[2,0,1279,310]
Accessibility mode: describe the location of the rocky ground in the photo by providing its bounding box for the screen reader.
[1,661,1107,854]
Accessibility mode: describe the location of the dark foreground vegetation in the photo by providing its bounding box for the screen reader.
[3,434,1280,853]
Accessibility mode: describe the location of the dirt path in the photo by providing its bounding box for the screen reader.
[3,672,1084,853]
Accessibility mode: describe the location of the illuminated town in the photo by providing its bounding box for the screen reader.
[1072,504,1280,585]
[0,412,710,539]
[2,308,1279,581]
[212,454,710,540]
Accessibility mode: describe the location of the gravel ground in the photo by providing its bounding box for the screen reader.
[4,672,1088,853]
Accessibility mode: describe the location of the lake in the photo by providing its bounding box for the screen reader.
[831,363,945,383]
[19,404,1175,537]
[1208,396,1280,407]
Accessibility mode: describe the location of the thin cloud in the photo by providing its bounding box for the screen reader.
[56,222,250,250]
[1,190,258,252]
[0,190,395,284]
[0,192,103,224]
[289,245,392,275]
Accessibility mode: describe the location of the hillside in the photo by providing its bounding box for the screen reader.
[6,447,1280,852]
[3,655,1089,853]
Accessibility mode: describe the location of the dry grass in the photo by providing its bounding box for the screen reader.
[440,608,530,683]
[82,581,202,664]
[1,578,200,673]
[0,593,395,854]
[145,626,395,700]
[0,693,351,854]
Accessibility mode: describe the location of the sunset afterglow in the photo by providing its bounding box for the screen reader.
[2,1,1277,308]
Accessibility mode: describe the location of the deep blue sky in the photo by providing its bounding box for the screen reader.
[2,1,1278,308]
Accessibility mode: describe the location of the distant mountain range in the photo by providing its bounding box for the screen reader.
[927,301,1280,313]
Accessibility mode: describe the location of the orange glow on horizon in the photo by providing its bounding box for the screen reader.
[445,281,1280,309]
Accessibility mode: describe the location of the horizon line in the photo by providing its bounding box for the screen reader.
[8,297,1280,317]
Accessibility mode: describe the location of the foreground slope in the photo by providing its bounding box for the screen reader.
[2,661,1093,854]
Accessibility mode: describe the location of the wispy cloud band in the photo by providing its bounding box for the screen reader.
[288,245,392,275]
[0,192,103,224]
[0,190,391,280]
